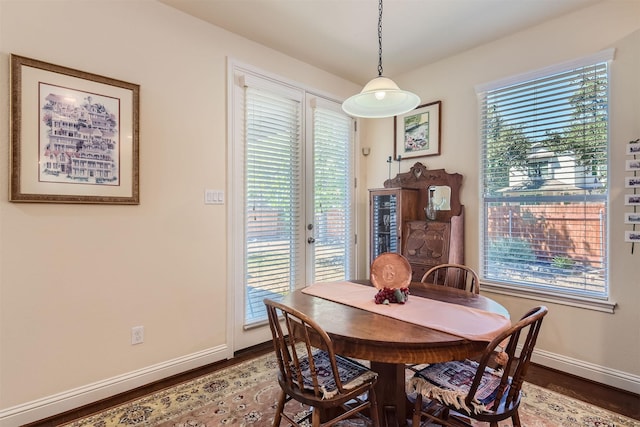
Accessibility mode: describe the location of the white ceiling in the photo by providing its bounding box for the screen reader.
[158,0,602,85]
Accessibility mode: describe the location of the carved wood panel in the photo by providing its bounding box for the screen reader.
[403,220,451,281]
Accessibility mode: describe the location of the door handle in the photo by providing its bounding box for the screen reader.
[307,237,316,244]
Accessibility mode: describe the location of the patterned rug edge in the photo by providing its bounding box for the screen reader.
[60,351,640,427]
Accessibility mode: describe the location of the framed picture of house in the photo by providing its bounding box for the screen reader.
[10,54,140,204]
[394,101,441,160]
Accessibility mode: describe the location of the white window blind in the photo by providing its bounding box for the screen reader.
[312,104,353,282]
[244,86,303,325]
[479,53,610,298]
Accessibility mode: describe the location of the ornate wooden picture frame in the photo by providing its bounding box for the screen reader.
[10,54,140,204]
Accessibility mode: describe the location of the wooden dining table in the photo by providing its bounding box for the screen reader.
[279,280,510,427]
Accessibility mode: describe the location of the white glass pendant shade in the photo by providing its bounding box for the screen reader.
[342,76,421,118]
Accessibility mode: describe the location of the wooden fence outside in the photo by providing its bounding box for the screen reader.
[487,204,606,266]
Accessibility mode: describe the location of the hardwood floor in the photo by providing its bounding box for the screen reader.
[24,342,640,426]
[525,363,640,421]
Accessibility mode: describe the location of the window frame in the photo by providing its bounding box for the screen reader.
[476,49,617,314]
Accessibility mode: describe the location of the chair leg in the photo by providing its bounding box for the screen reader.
[368,388,381,427]
[512,410,522,427]
[441,407,450,422]
[311,407,321,427]
[412,394,423,427]
[272,390,286,427]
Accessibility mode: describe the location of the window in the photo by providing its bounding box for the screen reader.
[477,50,613,306]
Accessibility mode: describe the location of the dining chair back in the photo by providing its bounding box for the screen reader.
[264,298,380,427]
[421,263,480,294]
[408,305,548,427]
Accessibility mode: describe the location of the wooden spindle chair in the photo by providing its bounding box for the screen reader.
[421,263,480,294]
[264,298,380,427]
[407,305,548,427]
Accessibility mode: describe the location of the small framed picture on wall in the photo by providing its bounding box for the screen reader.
[394,101,441,160]
[625,194,640,206]
[624,212,640,224]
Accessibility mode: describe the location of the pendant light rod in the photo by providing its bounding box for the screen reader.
[377,0,383,77]
[342,0,421,118]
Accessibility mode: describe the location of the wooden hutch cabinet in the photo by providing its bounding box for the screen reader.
[369,162,465,281]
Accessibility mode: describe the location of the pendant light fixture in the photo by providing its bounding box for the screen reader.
[342,0,420,118]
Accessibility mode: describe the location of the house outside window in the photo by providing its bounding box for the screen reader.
[477,50,614,308]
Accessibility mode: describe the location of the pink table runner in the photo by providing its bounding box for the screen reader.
[302,281,511,342]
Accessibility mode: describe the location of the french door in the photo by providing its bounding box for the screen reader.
[229,63,355,350]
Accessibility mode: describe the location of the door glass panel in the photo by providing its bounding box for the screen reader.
[311,105,353,282]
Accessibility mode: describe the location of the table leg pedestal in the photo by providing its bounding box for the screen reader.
[371,362,407,427]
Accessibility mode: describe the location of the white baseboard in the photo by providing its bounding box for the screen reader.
[0,345,230,427]
[532,347,640,395]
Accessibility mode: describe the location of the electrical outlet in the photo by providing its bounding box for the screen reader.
[132,326,144,345]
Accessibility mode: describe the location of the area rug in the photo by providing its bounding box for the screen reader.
[62,351,640,427]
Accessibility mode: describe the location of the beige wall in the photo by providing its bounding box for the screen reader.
[0,1,358,424]
[361,0,640,391]
[1,0,638,425]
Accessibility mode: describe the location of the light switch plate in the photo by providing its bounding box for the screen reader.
[205,189,224,205]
